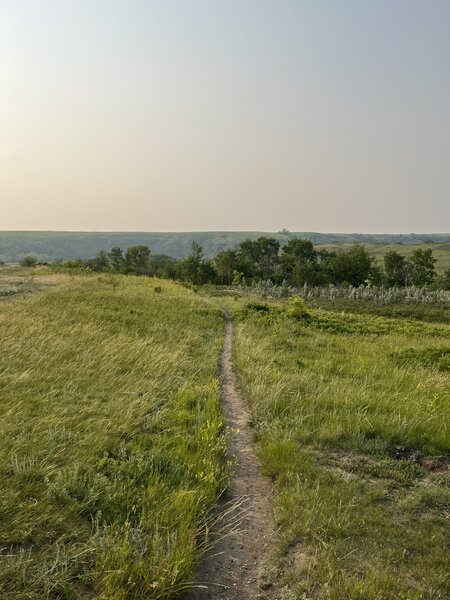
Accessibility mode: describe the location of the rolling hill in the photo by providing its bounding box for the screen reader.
[1,231,449,264]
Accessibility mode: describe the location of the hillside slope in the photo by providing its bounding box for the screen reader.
[1,231,449,263]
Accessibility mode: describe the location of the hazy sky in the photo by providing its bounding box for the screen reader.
[1,1,449,232]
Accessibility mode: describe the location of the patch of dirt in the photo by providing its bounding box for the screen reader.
[284,543,309,571]
[0,271,53,302]
[186,317,280,599]
[386,446,449,472]
[418,456,449,472]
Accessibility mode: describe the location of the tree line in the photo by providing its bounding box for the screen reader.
[30,236,448,289]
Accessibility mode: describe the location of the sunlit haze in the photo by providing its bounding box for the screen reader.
[1,1,449,232]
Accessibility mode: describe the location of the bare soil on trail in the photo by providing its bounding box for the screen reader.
[186,317,279,600]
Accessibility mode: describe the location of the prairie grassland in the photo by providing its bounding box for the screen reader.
[304,296,449,324]
[232,301,450,599]
[317,242,450,275]
[207,283,450,325]
[0,274,226,599]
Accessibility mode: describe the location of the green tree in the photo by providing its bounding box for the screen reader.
[87,250,110,272]
[283,239,316,262]
[213,249,237,284]
[439,267,450,290]
[325,244,377,286]
[383,251,408,286]
[124,246,152,275]
[109,247,125,273]
[177,241,215,285]
[236,237,280,281]
[280,239,321,285]
[151,255,178,279]
[409,248,437,286]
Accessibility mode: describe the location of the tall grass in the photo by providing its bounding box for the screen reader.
[0,274,227,599]
[232,301,450,599]
[226,280,450,304]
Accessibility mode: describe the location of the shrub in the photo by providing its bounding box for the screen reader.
[287,297,309,319]
[19,255,38,267]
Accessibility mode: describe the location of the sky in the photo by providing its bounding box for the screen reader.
[1,0,449,233]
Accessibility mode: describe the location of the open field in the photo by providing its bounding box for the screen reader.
[303,296,450,324]
[232,299,450,599]
[317,242,450,275]
[0,273,226,599]
[1,268,449,599]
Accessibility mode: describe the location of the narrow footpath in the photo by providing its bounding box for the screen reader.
[187,316,278,599]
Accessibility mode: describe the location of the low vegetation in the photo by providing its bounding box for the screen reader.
[0,274,227,599]
[21,237,450,293]
[231,297,449,599]
[1,264,449,599]
[2,231,449,264]
[220,280,450,323]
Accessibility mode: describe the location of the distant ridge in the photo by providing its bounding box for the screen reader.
[1,231,449,263]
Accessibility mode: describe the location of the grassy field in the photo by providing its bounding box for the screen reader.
[303,297,450,324]
[2,268,449,599]
[318,242,450,275]
[231,298,449,599]
[0,273,227,599]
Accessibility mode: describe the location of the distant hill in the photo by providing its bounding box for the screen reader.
[1,231,449,263]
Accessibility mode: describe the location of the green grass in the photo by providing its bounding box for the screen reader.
[0,274,227,599]
[2,270,449,599]
[318,242,450,275]
[304,297,450,324]
[232,299,450,599]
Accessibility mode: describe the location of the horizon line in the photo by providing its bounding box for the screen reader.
[1,230,449,236]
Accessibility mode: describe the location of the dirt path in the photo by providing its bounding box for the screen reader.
[186,317,278,599]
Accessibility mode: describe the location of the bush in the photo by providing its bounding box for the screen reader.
[287,297,309,319]
[19,255,38,267]
[246,302,271,313]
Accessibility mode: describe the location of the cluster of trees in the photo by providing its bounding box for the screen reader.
[212,239,442,287]
[54,237,449,289]
[59,246,177,278]
[383,249,438,287]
